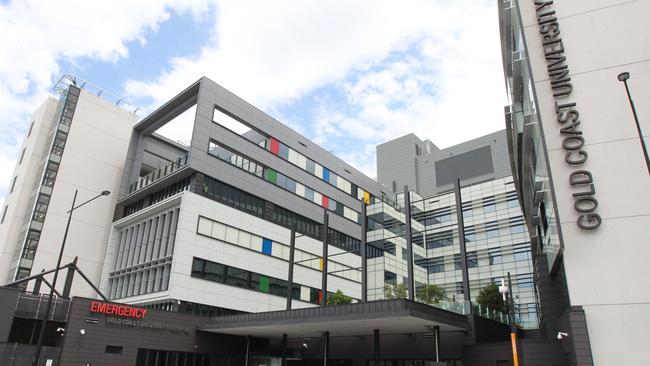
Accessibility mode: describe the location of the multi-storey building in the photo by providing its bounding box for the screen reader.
[499,0,650,364]
[0,76,137,297]
[373,131,538,328]
[98,77,387,314]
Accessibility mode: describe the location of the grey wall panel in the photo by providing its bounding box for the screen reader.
[435,146,494,187]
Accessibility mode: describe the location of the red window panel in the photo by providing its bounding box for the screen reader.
[270,138,280,154]
[322,195,329,209]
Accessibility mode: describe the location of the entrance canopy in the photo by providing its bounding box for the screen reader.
[200,299,469,338]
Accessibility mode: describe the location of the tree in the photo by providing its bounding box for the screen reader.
[475,283,507,314]
[384,283,408,299]
[327,289,353,305]
[418,284,447,304]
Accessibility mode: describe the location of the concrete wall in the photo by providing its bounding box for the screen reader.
[377,130,511,197]
[517,0,650,364]
[26,90,136,297]
[0,98,59,284]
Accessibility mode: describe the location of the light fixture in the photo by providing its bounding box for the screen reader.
[79,329,86,335]
[557,332,568,340]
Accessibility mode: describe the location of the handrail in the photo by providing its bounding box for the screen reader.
[128,154,189,194]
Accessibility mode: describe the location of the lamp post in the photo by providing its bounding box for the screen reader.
[617,72,649,174]
[32,189,110,366]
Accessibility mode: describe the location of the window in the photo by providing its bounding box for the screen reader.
[456,282,464,295]
[431,257,444,273]
[464,226,476,242]
[27,121,34,137]
[191,257,328,305]
[10,176,17,193]
[42,161,59,187]
[426,230,454,249]
[19,148,26,165]
[483,196,496,213]
[225,267,249,288]
[513,243,532,262]
[454,254,461,270]
[105,345,123,355]
[204,261,226,283]
[489,249,502,265]
[1,205,7,224]
[485,221,499,239]
[516,273,534,289]
[384,271,397,285]
[511,224,525,234]
[467,251,478,268]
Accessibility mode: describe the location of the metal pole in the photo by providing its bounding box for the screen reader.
[403,186,415,301]
[287,226,296,310]
[373,329,380,366]
[32,189,109,366]
[244,336,250,366]
[33,189,77,366]
[322,331,329,366]
[281,333,288,366]
[453,179,471,301]
[507,272,520,366]
[619,73,650,174]
[361,203,368,303]
[321,211,329,307]
[434,326,440,363]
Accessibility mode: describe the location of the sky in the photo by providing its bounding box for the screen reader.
[0,0,508,204]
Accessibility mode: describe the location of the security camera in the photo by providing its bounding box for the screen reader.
[79,329,86,335]
[557,332,568,340]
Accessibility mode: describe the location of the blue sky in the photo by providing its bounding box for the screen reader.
[0,0,507,203]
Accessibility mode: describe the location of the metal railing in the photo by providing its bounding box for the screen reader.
[14,293,70,322]
[128,154,189,194]
[0,343,60,366]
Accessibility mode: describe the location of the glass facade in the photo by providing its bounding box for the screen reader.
[367,177,540,328]
[500,0,563,270]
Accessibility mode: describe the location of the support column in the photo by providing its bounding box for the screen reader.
[373,329,380,366]
[287,227,296,310]
[403,186,415,301]
[321,211,329,306]
[245,336,250,366]
[434,326,440,363]
[361,203,368,303]
[32,270,44,294]
[62,257,78,298]
[281,334,288,366]
[322,331,330,366]
[453,179,471,300]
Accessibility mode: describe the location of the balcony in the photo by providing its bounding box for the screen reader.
[128,154,189,194]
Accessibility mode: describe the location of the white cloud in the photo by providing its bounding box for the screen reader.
[124,0,508,177]
[0,0,509,200]
[0,0,208,202]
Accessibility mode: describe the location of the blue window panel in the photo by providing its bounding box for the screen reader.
[262,239,272,255]
[322,167,330,182]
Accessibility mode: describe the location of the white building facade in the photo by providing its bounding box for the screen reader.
[499,0,650,364]
[0,78,137,298]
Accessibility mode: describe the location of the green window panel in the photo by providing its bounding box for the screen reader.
[265,168,277,184]
[259,276,270,292]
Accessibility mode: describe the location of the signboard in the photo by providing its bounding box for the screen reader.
[89,301,147,319]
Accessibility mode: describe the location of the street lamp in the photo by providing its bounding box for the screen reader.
[32,189,110,366]
[617,72,649,174]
